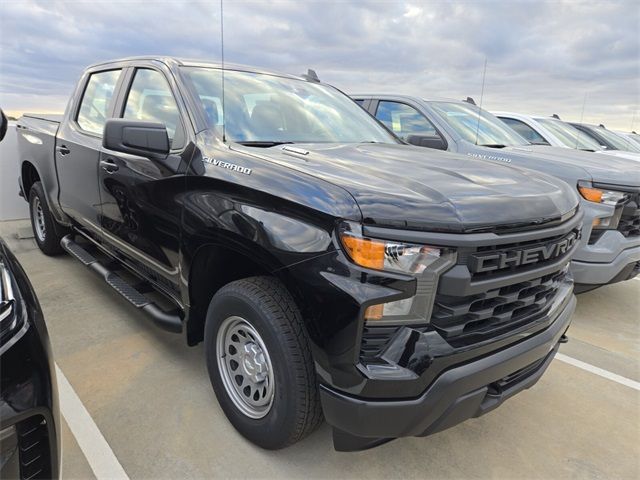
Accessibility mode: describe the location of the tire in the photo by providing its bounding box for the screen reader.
[204,276,322,449]
[28,182,68,255]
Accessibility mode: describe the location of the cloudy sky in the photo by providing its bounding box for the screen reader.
[1,0,638,129]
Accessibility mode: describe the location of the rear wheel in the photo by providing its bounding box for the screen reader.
[204,276,322,449]
[28,182,68,255]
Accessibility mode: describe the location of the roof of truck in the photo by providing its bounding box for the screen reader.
[350,93,460,103]
[85,56,307,81]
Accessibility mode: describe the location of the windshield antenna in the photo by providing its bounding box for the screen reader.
[576,93,587,149]
[220,0,226,143]
[474,58,487,146]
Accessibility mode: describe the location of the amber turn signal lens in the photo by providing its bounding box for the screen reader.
[364,304,384,321]
[578,186,603,203]
[340,235,385,270]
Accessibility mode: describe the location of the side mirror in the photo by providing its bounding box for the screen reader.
[406,134,447,150]
[103,119,169,159]
[0,109,7,143]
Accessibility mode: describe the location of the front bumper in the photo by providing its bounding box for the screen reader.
[320,293,576,451]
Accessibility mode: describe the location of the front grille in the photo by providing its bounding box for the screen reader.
[431,269,568,346]
[465,228,580,279]
[618,201,640,238]
[358,215,580,363]
[17,416,51,480]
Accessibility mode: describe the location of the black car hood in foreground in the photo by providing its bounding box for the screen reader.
[240,143,579,232]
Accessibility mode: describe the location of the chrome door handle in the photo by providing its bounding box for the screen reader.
[56,145,70,156]
[100,159,119,173]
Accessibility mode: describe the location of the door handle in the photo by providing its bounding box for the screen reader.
[100,159,119,173]
[56,145,70,156]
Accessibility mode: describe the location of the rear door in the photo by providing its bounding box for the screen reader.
[56,68,124,238]
[97,64,191,298]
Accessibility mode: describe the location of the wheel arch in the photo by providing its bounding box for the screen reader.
[21,160,41,198]
[184,241,308,346]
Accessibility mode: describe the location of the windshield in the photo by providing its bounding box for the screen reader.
[593,126,640,153]
[429,101,529,147]
[182,67,397,145]
[536,118,602,151]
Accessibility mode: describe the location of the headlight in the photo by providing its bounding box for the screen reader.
[578,181,628,206]
[338,222,456,324]
[577,181,628,232]
[338,222,442,274]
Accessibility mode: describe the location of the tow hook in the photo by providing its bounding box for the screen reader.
[559,334,569,344]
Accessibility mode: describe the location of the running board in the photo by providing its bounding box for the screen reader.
[60,235,182,333]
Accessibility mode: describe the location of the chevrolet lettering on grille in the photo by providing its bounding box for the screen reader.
[469,230,580,273]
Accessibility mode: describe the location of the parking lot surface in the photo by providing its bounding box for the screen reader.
[1,219,638,479]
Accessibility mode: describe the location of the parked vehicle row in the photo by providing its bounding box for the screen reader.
[494,112,640,162]
[5,57,638,458]
[352,95,640,293]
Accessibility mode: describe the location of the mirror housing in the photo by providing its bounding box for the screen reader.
[406,134,447,151]
[103,119,169,159]
[0,109,7,143]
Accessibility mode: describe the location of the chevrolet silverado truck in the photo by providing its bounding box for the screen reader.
[353,95,640,292]
[16,57,581,451]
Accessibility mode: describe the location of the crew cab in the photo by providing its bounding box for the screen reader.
[16,57,581,451]
[353,95,640,292]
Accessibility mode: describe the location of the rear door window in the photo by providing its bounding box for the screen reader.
[76,70,122,135]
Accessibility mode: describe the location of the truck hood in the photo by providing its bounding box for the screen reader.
[504,145,640,187]
[238,143,579,232]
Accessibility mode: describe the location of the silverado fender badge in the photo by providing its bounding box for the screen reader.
[467,152,511,163]
[203,156,252,175]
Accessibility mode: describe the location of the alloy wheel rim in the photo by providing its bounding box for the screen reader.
[216,316,275,419]
[32,197,46,242]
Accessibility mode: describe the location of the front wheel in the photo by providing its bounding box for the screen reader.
[204,276,322,449]
[28,182,68,255]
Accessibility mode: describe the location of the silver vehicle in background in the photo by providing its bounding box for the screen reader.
[493,112,640,162]
[352,94,640,292]
[570,122,640,155]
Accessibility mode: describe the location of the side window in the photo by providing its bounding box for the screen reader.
[500,117,549,145]
[76,70,121,135]
[375,101,437,140]
[123,69,185,149]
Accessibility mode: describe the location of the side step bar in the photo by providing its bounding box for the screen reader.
[61,235,182,333]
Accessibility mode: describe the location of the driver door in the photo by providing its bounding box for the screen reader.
[97,66,189,297]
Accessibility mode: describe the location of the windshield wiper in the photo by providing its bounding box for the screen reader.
[479,144,506,148]
[237,141,295,147]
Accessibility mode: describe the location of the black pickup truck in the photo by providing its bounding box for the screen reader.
[16,57,581,451]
